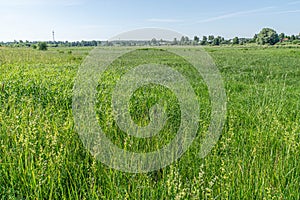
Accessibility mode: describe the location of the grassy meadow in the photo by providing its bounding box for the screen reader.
[0,46,299,199]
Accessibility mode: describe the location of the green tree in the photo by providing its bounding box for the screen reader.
[172,38,178,45]
[180,36,185,45]
[185,36,190,45]
[252,34,258,43]
[151,38,157,45]
[290,35,296,41]
[220,37,225,43]
[193,36,199,44]
[201,36,208,45]
[212,37,220,46]
[208,35,214,44]
[256,28,279,45]
[38,42,48,50]
[232,37,239,45]
[279,33,285,41]
[179,36,190,45]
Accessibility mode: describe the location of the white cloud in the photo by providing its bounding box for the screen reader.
[196,7,274,23]
[273,9,300,14]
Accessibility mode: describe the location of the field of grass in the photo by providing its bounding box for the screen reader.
[0,46,299,199]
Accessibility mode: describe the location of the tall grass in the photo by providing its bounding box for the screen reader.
[0,46,299,199]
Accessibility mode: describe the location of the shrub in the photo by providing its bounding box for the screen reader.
[38,42,48,51]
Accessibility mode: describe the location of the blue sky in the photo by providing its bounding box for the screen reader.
[1,0,300,41]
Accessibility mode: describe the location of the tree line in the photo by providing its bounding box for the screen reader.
[1,28,299,49]
[0,40,101,49]
[176,28,300,46]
